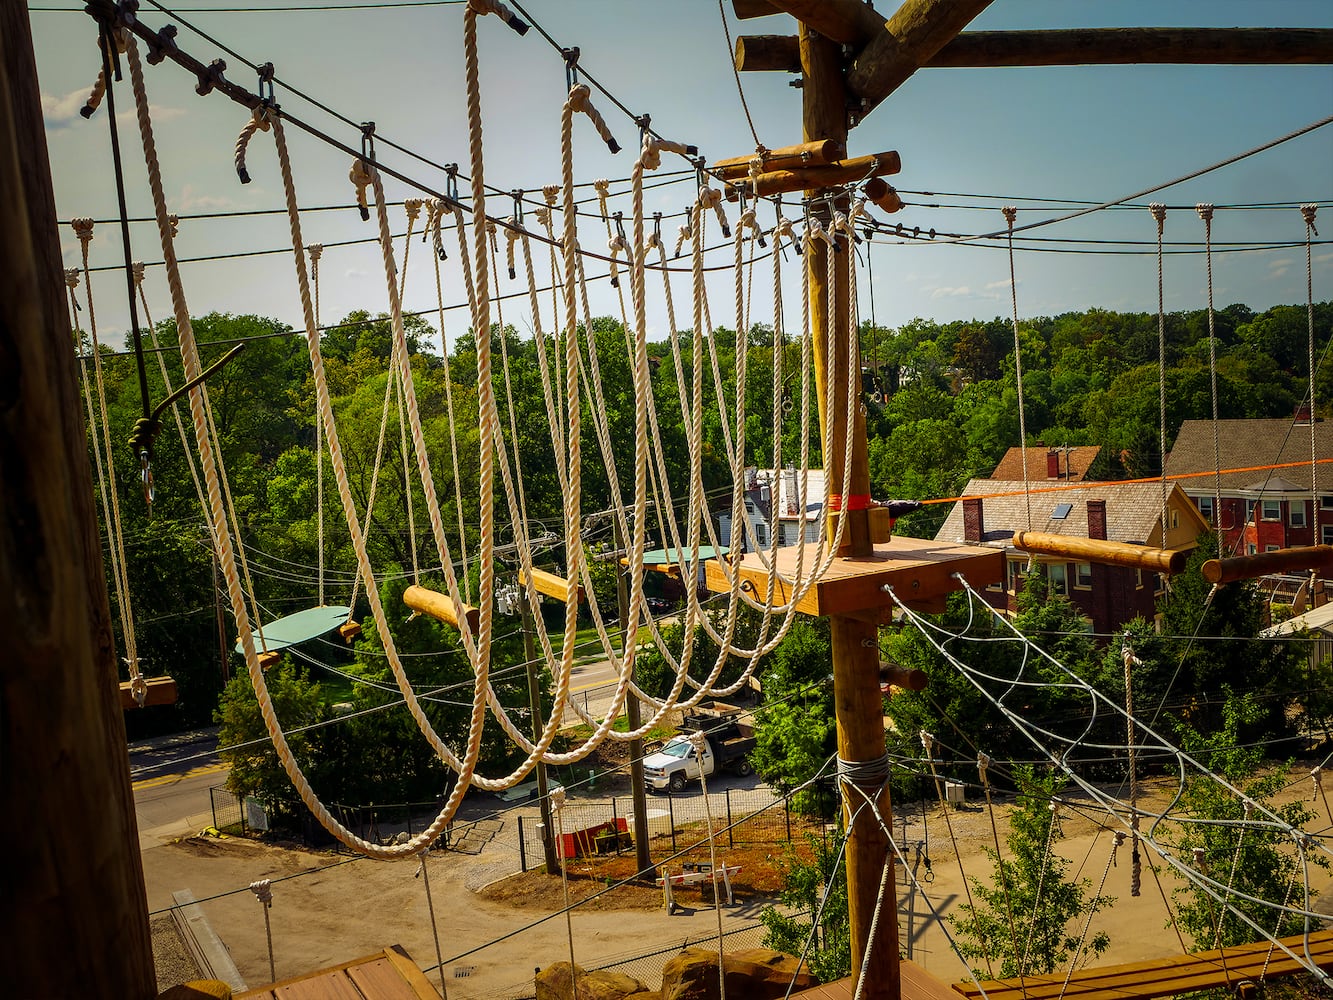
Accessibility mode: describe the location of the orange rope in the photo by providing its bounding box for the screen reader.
[919,457,1333,506]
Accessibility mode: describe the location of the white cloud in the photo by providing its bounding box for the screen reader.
[930,285,971,299]
[1314,252,1333,266]
[42,89,90,131]
[43,89,184,132]
[177,184,233,213]
[984,278,1014,291]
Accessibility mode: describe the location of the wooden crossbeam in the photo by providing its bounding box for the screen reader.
[927,27,1333,68]
[734,0,881,46]
[1012,531,1188,574]
[403,584,480,632]
[712,139,845,179]
[950,930,1333,1000]
[119,675,178,710]
[519,567,585,603]
[1203,544,1333,585]
[844,0,995,114]
[737,28,1333,75]
[722,151,900,200]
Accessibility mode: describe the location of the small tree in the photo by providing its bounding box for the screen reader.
[952,767,1113,979]
[760,831,851,983]
[1173,691,1329,950]
[216,659,332,826]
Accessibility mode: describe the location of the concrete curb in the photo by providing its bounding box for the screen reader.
[170,889,247,993]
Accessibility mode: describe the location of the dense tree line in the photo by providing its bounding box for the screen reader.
[83,300,1328,750]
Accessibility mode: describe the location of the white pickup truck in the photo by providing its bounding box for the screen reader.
[642,716,755,793]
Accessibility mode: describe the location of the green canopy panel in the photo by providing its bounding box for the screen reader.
[638,546,729,568]
[235,605,352,655]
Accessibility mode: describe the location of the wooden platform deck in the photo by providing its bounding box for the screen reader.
[950,930,1333,1000]
[791,959,963,999]
[703,535,1003,619]
[235,945,441,1000]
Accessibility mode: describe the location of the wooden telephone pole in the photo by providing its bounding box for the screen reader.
[0,4,156,996]
[799,21,899,998]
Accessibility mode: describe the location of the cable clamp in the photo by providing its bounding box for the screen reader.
[256,62,276,113]
[562,46,581,89]
[195,58,227,98]
[145,23,178,66]
[444,163,460,204]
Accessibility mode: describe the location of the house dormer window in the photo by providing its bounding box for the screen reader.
[1262,499,1281,522]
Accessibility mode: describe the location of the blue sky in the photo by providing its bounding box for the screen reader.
[28,0,1333,350]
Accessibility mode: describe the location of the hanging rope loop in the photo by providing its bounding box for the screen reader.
[468,0,529,33]
[234,106,272,185]
[566,83,620,154]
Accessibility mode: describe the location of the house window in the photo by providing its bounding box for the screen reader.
[1247,543,1258,556]
[1048,562,1069,597]
[1170,509,1180,529]
[1246,499,1257,521]
[1262,500,1281,522]
[1322,495,1333,510]
[1197,496,1214,523]
[1291,504,1307,528]
[1265,544,1280,553]
[1325,524,1333,546]
[754,523,768,547]
[1051,503,1073,520]
[1006,559,1023,593]
[1135,568,1144,589]
[1155,573,1166,595]
[1074,562,1093,589]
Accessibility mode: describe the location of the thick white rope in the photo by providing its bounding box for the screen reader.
[1002,206,1033,531]
[1197,204,1224,561]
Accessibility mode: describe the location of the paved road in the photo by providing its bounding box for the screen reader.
[130,728,229,849]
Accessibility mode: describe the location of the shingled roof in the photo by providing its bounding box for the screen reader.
[934,479,1206,549]
[989,446,1101,482]
[1165,418,1333,492]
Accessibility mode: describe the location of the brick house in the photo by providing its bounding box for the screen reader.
[935,480,1209,634]
[1163,417,1333,555]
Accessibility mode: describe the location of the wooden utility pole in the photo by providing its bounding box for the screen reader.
[0,5,156,996]
[800,21,898,998]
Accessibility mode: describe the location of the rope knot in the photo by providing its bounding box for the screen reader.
[919,730,934,754]
[71,217,95,245]
[307,243,323,264]
[1149,202,1167,225]
[1001,205,1017,227]
[699,186,730,238]
[550,786,567,810]
[132,261,145,286]
[130,672,148,708]
[248,879,274,906]
[404,197,424,224]
[64,268,82,290]
[542,184,560,206]
[1195,203,1215,223]
[1313,766,1323,800]
[674,222,690,257]
[1302,203,1319,235]
[168,214,180,238]
[349,158,374,221]
[976,752,991,781]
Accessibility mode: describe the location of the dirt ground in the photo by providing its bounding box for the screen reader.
[143,762,1333,999]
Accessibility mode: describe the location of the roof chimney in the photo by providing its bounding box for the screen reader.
[1295,402,1312,424]
[1087,498,1107,541]
[963,497,984,542]
[1047,449,1061,479]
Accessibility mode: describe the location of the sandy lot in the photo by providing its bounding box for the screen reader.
[142,763,1333,999]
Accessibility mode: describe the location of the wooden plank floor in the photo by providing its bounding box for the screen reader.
[791,960,964,999]
[235,945,441,1000]
[950,930,1333,1000]
[704,535,1003,618]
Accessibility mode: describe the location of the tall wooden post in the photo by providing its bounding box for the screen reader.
[519,589,560,874]
[801,23,900,998]
[0,5,156,996]
[613,519,653,876]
